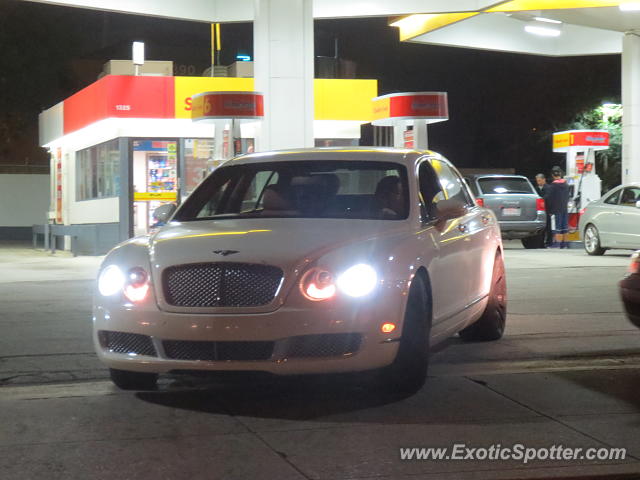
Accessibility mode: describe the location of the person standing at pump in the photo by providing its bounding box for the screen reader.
[545,167,571,249]
[535,173,553,248]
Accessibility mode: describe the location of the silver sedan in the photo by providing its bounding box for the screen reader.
[579,183,640,255]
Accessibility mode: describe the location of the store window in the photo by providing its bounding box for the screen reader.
[76,139,120,201]
[184,139,217,198]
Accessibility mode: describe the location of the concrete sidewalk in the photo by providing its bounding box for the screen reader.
[0,241,102,284]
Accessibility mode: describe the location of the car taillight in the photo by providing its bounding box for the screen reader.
[536,198,545,212]
[630,252,640,274]
[300,268,336,301]
[579,208,586,215]
[475,198,484,207]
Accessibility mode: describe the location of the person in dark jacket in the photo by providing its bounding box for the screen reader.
[535,173,553,247]
[545,167,571,248]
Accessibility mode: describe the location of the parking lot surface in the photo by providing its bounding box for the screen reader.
[1,241,639,479]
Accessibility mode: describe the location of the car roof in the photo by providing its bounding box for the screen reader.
[224,147,438,167]
[466,174,530,180]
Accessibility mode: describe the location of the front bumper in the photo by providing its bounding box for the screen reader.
[93,297,403,376]
[620,273,640,329]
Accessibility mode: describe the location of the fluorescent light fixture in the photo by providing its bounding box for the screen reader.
[132,42,145,66]
[534,16,562,24]
[525,20,562,37]
[620,1,640,11]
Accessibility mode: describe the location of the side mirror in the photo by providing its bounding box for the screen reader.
[153,203,177,224]
[434,197,467,221]
[636,200,640,209]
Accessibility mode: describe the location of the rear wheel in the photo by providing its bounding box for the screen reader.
[379,275,430,394]
[110,368,158,390]
[460,252,507,341]
[584,224,606,256]
[521,233,545,249]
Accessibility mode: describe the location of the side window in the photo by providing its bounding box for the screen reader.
[430,159,473,206]
[620,187,640,207]
[604,189,622,205]
[418,160,443,219]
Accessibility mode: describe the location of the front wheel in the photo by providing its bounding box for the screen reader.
[459,252,507,341]
[584,224,606,256]
[378,275,430,394]
[110,368,158,390]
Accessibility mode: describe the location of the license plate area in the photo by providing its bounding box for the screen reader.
[502,207,521,216]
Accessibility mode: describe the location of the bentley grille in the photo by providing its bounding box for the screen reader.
[163,262,283,308]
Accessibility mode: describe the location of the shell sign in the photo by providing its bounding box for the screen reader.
[372,92,448,126]
[553,130,610,152]
[191,91,264,121]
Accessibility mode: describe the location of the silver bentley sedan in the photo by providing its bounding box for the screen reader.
[93,148,506,393]
[579,183,640,255]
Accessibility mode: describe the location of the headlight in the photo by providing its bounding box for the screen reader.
[300,267,336,301]
[123,267,150,303]
[336,264,378,297]
[98,265,125,297]
[98,265,150,303]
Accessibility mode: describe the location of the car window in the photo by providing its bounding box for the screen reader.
[430,159,473,206]
[620,187,640,207]
[176,160,410,221]
[464,177,480,196]
[477,177,535,195]
[419,160,444,219]
[603,189,622,205]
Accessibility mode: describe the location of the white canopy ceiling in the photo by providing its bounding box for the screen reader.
[24,1,640,55]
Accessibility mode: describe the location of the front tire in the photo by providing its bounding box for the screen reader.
[110,368,158,390]
[460,252,507,341]
[584,224,606,256]
[379,275,431,394]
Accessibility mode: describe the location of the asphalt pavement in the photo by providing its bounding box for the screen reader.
[1,240,639,480]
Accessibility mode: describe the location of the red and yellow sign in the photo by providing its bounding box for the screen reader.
[54,76,378,138]
[134,192,177,202]
[553,130,610,152]
[372,92,449,126]
[192,92,264,120]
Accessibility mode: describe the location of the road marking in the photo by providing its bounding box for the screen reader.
[0,381,117,401]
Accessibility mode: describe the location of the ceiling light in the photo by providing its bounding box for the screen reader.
[534,16,562,24]
[620,2,640,11]
[525,20,562,37]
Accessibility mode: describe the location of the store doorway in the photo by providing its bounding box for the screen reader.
[132,139,178,236]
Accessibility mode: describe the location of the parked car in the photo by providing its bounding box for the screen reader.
[619,251,640,328]
[579,183,640,256]
[94,148,506,393]
[465,174,546,248]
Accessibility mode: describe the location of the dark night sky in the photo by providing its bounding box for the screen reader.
[0,0,621,177]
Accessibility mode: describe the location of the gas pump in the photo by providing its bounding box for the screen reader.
[372,92,449,149]
[552,129,610,236]
[191,91,264,163]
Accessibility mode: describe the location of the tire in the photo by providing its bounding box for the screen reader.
[521,233,545,249]
[110,368,158,390]
[584,224,606,256]
[459,252,507,342]
[378,274,431,394]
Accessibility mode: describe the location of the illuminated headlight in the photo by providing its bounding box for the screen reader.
[98,265,125,297]
[337,264,378,297]
[98,265,150,303]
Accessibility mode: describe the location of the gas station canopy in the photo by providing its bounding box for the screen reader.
[26,0,640,56]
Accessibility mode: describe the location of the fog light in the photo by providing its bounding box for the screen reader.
[381,323,396,334]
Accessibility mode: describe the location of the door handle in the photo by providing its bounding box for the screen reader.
[615,212,622,215]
